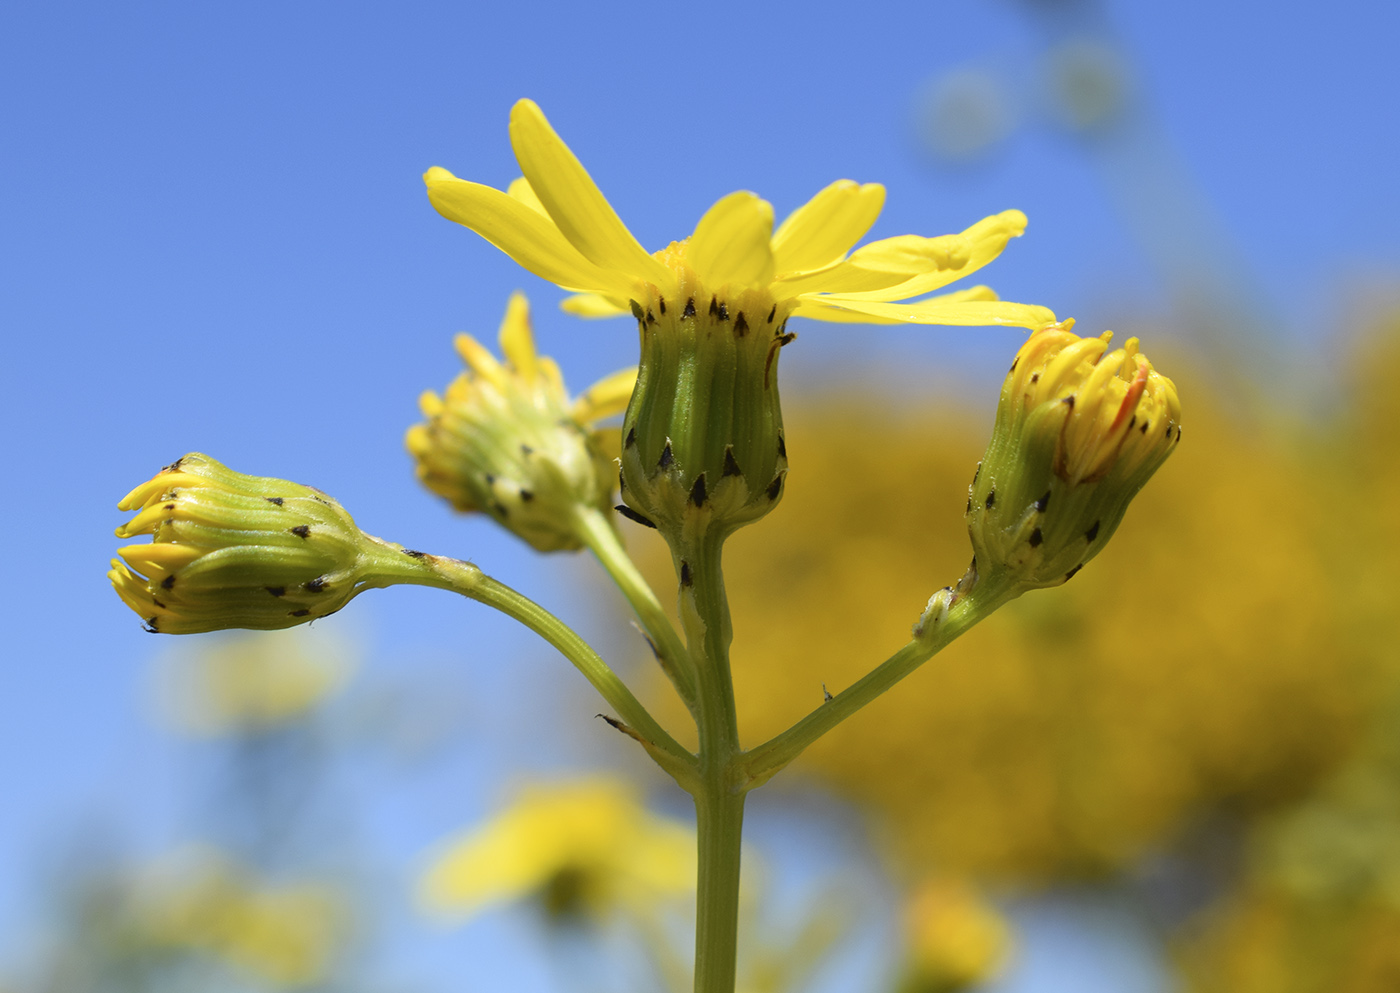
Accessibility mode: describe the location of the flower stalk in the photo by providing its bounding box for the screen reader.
[741,569,1020,791]
[571,504,699,715]
[381,548,698,786]
[673,532,745,993]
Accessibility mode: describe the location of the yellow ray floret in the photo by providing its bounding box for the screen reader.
[424,100,1055,331]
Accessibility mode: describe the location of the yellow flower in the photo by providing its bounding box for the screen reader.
[898,878,1011,993]
[424,99,1053,332]
[406,291,635,552]
[962,320,1181,594]
[132,846,344,988]
[424,99,1057,540]
[420,776,694,924]
[109,454,395,634]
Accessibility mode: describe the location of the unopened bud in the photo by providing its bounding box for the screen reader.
[966,321,1181,591]
[110,454,383,634]
[406,292,633,552]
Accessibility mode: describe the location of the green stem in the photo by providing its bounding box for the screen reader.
[740,577,1017,791]
[675,532,745,993]
[573,505,699,716]
[366,540,697,786]
[693,784,745,993]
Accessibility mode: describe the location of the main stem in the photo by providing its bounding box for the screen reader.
[694,780,745,993]
[680,532,746,993]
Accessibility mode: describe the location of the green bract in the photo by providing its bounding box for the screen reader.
[619,269,792,543]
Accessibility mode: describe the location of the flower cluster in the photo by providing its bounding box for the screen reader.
[424,99,1056,540]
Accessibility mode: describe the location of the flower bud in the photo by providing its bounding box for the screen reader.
[110,454,382,634]
[966,321,1181,591]
[406,292,633,552]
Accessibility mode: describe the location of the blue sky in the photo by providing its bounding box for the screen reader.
[1,1,1397,989]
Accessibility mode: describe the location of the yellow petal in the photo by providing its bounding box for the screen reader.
[508,100,671,289]
[934,285,1000,302]
[404,423,432,457]
[838,210,1029,302]
[420,781,628,918]
[110,560,160,615]
[506,176,547,215]
[845,233,967,277]
[118,542,204,574]
[772,180,886,274]
[536,356,567,396]
[116,501,175,538]
[421,826,554,918]
[560,293,630,318]
[453,333,506,386]
[792,289,1055,329]
[424,170,632,298]
[118,471,209,512]
[773,254,919,298]
[572,367,638,423]
[417,390,443,418]
[496,292,538,381]
[687,191,775,289]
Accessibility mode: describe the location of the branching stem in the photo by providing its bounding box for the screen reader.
[741,578,1016,790]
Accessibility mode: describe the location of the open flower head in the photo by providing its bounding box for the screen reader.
[424,99,1054,332]
[424,100,1057,541]
[406,291,633,552]
[962,321,1181,594]
[110,454,397,634]
[420,776,694,924]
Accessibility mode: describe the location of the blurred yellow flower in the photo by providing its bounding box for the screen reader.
[153,631,355,736]
[1181,887,1400,993]
[420,776,695,923]
[130,846,344,988]
[898,877,1011,993]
